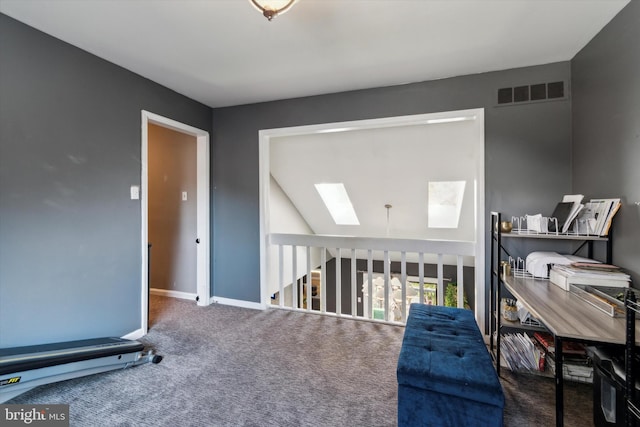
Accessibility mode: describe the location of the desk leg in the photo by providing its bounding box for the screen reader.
[555,335,564,427]
[495,283,501,377]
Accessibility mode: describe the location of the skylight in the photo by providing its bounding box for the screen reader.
[428,181,466,228]
[314,183,360,225]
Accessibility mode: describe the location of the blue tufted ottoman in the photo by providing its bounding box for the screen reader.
[397,303,504,427]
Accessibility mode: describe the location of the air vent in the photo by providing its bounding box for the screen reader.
[497,81,566,105]
[531,83,546,101]
[513,85,529,102]
[547,81,564,99]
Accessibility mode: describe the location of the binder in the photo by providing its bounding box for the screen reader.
[548,202,574,232]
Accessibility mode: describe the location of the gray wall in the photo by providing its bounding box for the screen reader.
[0,14,212,347]
[572,1,640,283]
[212,62,573,302]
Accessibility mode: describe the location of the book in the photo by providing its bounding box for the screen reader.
[591,198,620,235]
[553,263,630,279]
[548,202,574,232]
[570,262,621,272]
[591,199,611,235]
[533,331,554,351]
[533,332,586,355]
[550,264,630,291]
[601,200,621,236]
[574,202,599,235]
[560,194,584,233]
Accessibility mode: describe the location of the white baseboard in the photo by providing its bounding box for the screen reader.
[121,328,144,341]
[150,288,197,301]
[211,296,266,310]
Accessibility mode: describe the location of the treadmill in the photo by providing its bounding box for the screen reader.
[0,337,162,403]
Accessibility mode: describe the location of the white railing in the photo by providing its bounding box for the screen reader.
[268,233,476,325]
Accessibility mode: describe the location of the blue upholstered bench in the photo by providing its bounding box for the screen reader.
[397,303,504,427]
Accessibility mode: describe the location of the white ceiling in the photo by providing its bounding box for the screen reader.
[0,0,629,108]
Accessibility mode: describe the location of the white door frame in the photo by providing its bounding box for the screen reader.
[140,110,211,334]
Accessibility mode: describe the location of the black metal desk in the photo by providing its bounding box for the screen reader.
[501,275,638,427]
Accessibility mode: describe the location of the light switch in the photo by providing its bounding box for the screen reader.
[182,191,188,201]
[130,185,140,200]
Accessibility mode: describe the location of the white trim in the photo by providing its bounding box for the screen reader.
[121,328,144,341]
[257,109,481,138]
[212,296,266,311]
[259,109,486,328]
[474,109,486,332]
[141,118,149,335]
[195,130,211,307]
[270,233,475,255]
[259,136,270,312]
[140,110,211,337]
[150,288,198,301]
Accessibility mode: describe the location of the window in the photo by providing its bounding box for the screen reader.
[314,183,360,225]
[428,181,466,228]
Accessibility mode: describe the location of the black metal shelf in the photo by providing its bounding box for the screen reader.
[489,211,613,378]
[501,232,608,241]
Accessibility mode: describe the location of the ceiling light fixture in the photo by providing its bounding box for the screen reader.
[249,0,298,21]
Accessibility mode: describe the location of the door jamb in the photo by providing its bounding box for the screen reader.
[140,110,211,335]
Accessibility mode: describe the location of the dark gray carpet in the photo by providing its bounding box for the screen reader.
[501,365,593,426]
[8,296,593,426]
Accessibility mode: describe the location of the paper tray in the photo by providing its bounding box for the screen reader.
[569,284,625,317]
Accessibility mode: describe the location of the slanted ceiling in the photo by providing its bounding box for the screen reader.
[270,117,481,241]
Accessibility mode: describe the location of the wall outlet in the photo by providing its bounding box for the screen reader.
[130,185,140,200]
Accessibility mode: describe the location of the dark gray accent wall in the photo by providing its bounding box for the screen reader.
[212,62,572,303]
[572,2,640,283]
[0,14,212,347]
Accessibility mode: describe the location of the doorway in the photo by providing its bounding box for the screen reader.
[140,111,210,335]
[258,109,486,330]
[148,124,196,302]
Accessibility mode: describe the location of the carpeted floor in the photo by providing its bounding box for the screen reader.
[7,296,594,426]
[501,363,593,426]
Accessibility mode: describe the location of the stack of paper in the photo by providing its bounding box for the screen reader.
[501,333,544,372]
[524,213,548,233]
[525,251,597,279]
[557,194,584,234]
[574,198,621,236]
[550,263,630,291]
